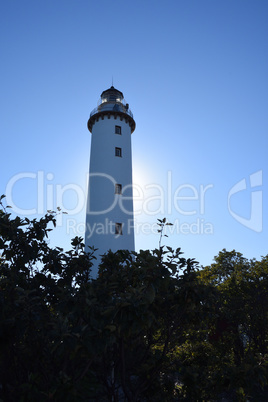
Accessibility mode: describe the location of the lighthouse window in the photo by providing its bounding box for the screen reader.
[115,183,122,194]
[115,222,123,235]
[115,147,122,157]
[115,125,121,135]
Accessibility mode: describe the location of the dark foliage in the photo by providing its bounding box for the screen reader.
[0,197,268,401]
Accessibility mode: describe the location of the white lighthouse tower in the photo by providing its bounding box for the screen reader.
[85,86,136,278]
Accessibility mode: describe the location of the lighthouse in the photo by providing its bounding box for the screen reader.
[85,86,136,278]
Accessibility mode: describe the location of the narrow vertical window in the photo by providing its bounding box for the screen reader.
[115,183,122,194]
[115,222,123,235]
[115,147,122,157]
[115,125,121,135]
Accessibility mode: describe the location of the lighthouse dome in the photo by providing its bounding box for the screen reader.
[100,86,124,103]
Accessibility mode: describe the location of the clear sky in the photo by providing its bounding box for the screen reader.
[1,0,267,266]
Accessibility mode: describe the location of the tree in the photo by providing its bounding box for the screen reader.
[0,201,203,401]
[197,249,268,400]
[1,197,268,401]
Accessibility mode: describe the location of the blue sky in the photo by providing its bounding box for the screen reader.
[1,0,267,266]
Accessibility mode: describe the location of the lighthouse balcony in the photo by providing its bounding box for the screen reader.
[90,102,133,119]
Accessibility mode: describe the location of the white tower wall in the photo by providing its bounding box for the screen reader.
[85,87,135,278]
